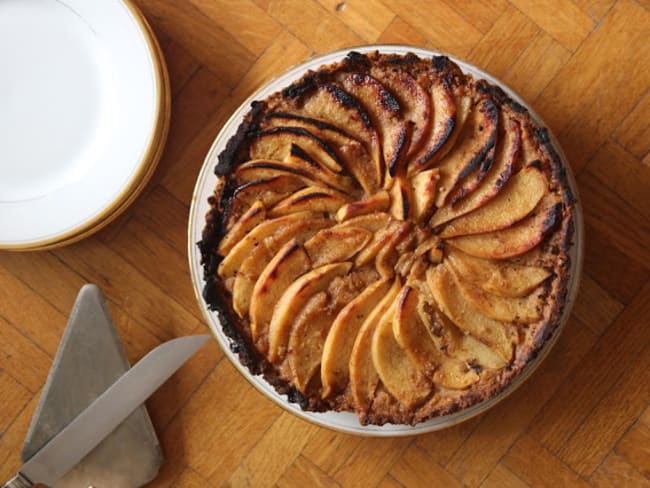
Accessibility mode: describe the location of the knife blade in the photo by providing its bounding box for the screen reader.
[3,334,211,488]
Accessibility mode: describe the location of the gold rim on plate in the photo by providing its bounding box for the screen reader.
[2,0,171,252]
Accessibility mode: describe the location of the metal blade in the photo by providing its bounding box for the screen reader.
[18,334,210,486]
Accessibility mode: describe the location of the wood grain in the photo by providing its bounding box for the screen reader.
[0,1,648,487]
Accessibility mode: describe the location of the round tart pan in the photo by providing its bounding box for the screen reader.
[188,45,584,436]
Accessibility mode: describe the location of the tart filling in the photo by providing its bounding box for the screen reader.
[199,51,574,426]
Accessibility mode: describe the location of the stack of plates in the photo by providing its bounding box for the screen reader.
[0,0,170,251]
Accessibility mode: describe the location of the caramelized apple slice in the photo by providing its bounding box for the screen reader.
[268,262,352,363]
[285,145,357,193]
[375,223,414,279]
[441,164,548,238]
[355,220,411,267]
[371,66,432,157]
[447,143,495,206]
[434,98,499,206]
[269,186,349,217]
[393,286,442,375]
[427,265,515,362]
[388,175,412,221]
[232,219,328,317]
[250,127,344,172]
[286,291,332,392]
[321,279,391,397]
[349,278,401,413]
[249,239,311,343]
[336,211,391,233]
[340,73,411,177]
[218,211,318,280]
[372,294,432,409]
[264,112,377,194]
[411,168,439,222]
[232,243,273,318]
[431,116,521,227]
[446,248,550,298]
[305,226,371,267]
[447,194,562,259]
[232,176,307,210]
[454,334,508,370]
[303,85,382,188]
[217,200,266,256]
[336,190,390,222]
[447,261,543,323]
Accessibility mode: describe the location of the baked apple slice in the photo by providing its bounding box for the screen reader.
[250,127,344,173]
[431,115,521,227]
[411,168,439,222]
[336,190,390,222]
[371,66,432,157]
[355,220,411,267]
[231,175,307,210]
[446,248,550,298]
[249,239,311,343]
[235,160,323,187]
[232,218,328,318]
[447,260,543,323]
[349,278,401,413]
[388,175,413,221]
[340,73,411,177]
[321,279,391,397]
[217,212,321,279]
[427,265,515,363]
[264,112,377,194]
[440,164,548,238]
[269,186,350,217]
[267,262,352,363]
[372,291,432,409]
[217,200,266,256]
[447,193,562,259]
[303,85,382,188]
[304,226,371,267]
[287,291,331,392]
[434,98,498,207]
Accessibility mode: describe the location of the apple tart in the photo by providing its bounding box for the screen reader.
[199,51,575,425]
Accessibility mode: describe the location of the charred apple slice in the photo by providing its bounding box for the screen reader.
[427,265,515,363]
[285,145,358,193]
[217,200,266,256]
[340,73,411,178]
[231,176,307,210]
[411,168,439,222]
[336,190,390,222]
[446,248,550,298]
[446,260,543,323]
[372,290,432,409]
[217,212,319,280]
[232,219,328,318]
[371,65,432,157]
[269,186,350,217]
[447,193,562,259]
[431,116,521,227]
[304,226,372,267]
[264,112,377,194]
[249,239,311,344]
[440,164,548,238]
[268,262,352,363]
[303,85,382,189]
[250,127,345,173]
[321,279,391,397]
[349,278,402,413]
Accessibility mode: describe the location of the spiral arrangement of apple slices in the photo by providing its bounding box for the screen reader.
[209,53,571,425]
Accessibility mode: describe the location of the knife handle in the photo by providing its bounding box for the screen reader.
[2,474,33,488]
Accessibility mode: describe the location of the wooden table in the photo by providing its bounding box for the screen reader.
[1,1,649,486]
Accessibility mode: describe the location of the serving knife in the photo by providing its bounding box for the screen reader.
[3,334,210,488]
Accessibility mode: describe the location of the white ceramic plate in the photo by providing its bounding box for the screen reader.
[0,0,167,250]
[188,45,584,436]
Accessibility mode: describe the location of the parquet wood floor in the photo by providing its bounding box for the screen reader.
[1,1,649,486]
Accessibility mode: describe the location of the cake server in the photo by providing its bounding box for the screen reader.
[2,334,210,488]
